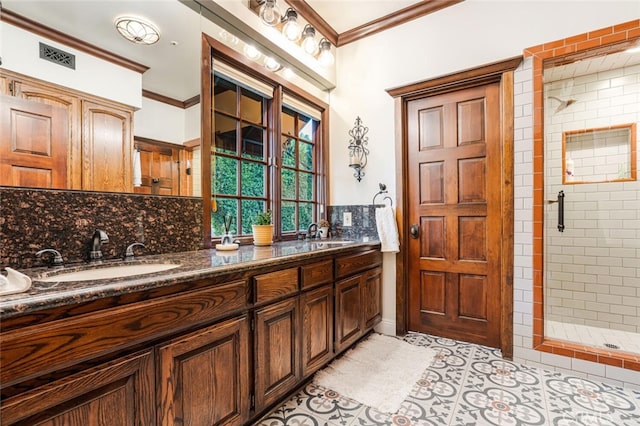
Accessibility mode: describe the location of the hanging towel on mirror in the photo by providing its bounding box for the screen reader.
[133,149,142,187]
[376,206,399,253]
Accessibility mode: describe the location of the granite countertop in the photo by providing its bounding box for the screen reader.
[0,239,380,319]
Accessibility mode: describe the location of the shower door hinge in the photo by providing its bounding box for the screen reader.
[250,393,255,409]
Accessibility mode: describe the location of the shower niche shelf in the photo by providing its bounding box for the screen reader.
[562,123,637,184]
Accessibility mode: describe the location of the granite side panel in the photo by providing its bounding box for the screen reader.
[0,187,203,269]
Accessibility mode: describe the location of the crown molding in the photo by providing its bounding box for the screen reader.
[338,0,464,47]
[1,8,149,74]
[142,90,200,109]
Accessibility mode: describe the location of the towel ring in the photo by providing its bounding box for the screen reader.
[372,183,393,207]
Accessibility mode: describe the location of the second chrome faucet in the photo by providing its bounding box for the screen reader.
[89,229,109,261]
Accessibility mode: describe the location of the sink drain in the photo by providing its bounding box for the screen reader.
[603,343,619,349]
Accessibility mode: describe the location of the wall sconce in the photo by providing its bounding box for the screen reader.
[259,0,281,26]
[301,24,317,55]
[282,8,300,41]
[317,38,334,67]
[348,116,369,182]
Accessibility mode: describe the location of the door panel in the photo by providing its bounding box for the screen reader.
[0,95,68,189]
[408,83,502,347]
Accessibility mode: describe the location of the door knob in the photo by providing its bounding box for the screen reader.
[409,224,420,239]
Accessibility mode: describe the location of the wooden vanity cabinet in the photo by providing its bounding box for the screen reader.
[1,349,155,425]
[0,246,382,425]
[335,250,383,354]
[157,315,251,426]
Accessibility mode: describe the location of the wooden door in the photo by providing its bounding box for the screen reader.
[334,275,363,354]
[407,83,503,348]
[134,138,181,195]
[157,315,250,426]
[1,350,155,425]
[301,285,333,377]
[0,95,68,188]
[254,297,300,412]
[82,100,132,192]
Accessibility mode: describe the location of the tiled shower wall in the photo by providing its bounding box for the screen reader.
[0,187,203,269]
[544,67,640,333]
[514,55,640,387]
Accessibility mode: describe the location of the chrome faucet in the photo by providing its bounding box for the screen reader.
[35,248,64,266]
[124,242,145,260]
[89,229,109,261]
[307,222,319,239]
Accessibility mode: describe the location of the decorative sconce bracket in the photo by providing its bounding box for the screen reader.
[348,116,369,182]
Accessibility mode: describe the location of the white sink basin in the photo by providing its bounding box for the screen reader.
[38,263,181,282]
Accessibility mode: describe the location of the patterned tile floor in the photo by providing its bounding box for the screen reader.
[256,332,640,426]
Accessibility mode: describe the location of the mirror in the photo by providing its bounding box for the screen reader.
[0,0,202,196]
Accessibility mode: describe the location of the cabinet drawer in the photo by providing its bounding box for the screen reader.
[254,267,299,304]
[301,259,334,289]
[335,250,382,279]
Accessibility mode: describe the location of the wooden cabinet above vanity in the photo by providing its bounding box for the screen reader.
[0,242,382,425]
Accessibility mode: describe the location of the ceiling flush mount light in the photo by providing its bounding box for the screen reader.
[317,38,334,67]
[301,24,317,55]
[259,0,281,26]
[281,8,300,42]
[348,116,369,182]
[114,16,160,45]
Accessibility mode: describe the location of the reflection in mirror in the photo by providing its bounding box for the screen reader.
[0,0,202,196]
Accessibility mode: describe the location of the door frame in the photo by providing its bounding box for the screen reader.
[387,56,522,358]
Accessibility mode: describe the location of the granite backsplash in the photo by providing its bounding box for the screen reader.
[0,187,203,269]
[326,205,380,240]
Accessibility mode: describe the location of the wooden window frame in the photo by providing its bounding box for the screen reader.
[201,34,329,247]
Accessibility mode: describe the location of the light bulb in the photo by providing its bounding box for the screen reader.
[259,0,281,26]
[300,25,317,55]
[244,44,261,60]
[265,56,281,71]
[317,38,334,67]
[282,9,300,41]
[283,67,295,79]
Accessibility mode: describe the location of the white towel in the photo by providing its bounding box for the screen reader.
[0,267,32,296]
[375,206,400,253]
[133,149,142,187]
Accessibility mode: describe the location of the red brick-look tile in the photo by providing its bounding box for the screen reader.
[525,19,640,371]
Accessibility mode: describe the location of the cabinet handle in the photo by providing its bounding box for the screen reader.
[409,224,420,239]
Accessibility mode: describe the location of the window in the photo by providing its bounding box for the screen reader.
[211,76,269,237]
[205,49,327,244]
[280,107,319,234]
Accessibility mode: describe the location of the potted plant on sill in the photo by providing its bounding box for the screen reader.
[252,210,273,246]
[318,219,330,239]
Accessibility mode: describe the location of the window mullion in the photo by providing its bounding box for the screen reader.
[270,85,283,239]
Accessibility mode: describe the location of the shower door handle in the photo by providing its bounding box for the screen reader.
[557,190,565,232]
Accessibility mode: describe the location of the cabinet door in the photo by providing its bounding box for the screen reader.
[254,297,300,412]
[82,100,133,192]
[157,315,250,426]
[335,275,363,354]
[0,95,68,189]
[301,285,334,377]
[362,266,383,329]
[12,78,82,189]
[1,350,155,426]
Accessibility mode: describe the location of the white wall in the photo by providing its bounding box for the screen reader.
[134,98,187,143]
[1,22,142,108]
[332,0,640,386]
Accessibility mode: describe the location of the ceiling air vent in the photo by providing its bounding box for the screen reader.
[39,42,75,69]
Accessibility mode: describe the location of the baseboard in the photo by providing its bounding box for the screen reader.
[374,318,396,336]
